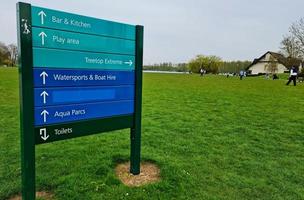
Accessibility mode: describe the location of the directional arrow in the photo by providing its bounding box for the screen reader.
[38,31,47,45]
[40,110,49,123]
[38,10,46,25]
[39,128,49,141]
[124,60,133,66]
[40,91,49,104]
[40,71,48,85]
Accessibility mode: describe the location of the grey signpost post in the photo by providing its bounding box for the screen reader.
[17,2,143,199]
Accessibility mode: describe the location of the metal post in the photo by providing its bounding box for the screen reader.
[130,25,144,175]
[17,2,36,199]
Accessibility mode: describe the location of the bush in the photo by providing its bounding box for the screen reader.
[188,55,222,74]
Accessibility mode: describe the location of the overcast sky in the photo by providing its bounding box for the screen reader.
[1,0,303,64]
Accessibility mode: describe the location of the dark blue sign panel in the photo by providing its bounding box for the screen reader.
[35,100,134,126]
[34,86,134,106]
[33,68,135,87]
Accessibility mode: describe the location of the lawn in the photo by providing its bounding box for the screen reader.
[0,68,303,200]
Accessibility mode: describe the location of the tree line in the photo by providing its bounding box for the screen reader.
[144,62,188,72]
[0,42,18,67]
[144,57,251,74]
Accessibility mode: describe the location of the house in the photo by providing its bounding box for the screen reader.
[247,51,302,75]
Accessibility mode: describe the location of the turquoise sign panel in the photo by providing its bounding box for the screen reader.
[32,27,135,55]
[31,6,135,40]
[33,48,135,70]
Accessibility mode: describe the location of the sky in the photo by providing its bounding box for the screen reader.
[1,0,304,64]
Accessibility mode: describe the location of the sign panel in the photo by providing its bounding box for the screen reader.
[32,27,136,55]
[18,2,143,199]
[34,85,134,106]
[31,6,136,40]
[34,115,134,145]
[33,48,135,70]
[33,68,135,87]
[35,100,134,126]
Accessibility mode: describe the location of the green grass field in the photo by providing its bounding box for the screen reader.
[0,68,303,200]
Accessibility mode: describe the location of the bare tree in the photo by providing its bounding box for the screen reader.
[281,18,304,61]
[289,18,304,59]
[280,35,301,58]
[265,56,278,74]
[7,44,18,66]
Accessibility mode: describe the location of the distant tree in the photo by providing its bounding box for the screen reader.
[290,18,304,59]
[280,35,301,58]
[284,57,302,70]
[143,62,188,72]
[300,67,304,76]
[188,55,222,74]
[281,18,304,60]
[176,63,188,72]
[218,60,251,73]
[0,42,10,66]
[264,56,278,74]
[7,44,18,66]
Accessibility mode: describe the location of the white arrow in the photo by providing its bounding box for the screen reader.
[40,110,49,123]
[38,31,47,45]
[40,91,49,104]
[39,71,48,85]
[124,60,133,66]
[40,128,49,141]
[38,10,46,25]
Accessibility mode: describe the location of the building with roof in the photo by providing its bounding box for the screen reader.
[247,51,302,74]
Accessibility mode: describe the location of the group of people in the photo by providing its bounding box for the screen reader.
[264,73,279,80]
[239,70,247,80]
[200,68,206,76]
[199,66,300,86]
[260,66,300,86]
[241,66,300,86]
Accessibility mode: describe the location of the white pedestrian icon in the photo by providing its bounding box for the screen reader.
[21,19,31,34]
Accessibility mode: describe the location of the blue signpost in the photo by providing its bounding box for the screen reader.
[17,2,143,199]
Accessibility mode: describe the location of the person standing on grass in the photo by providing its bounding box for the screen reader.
[200,68,204,76]
[265,73,269,79]
[272,74,279,80]
[239,70,244,80]
[286,66,298,86]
